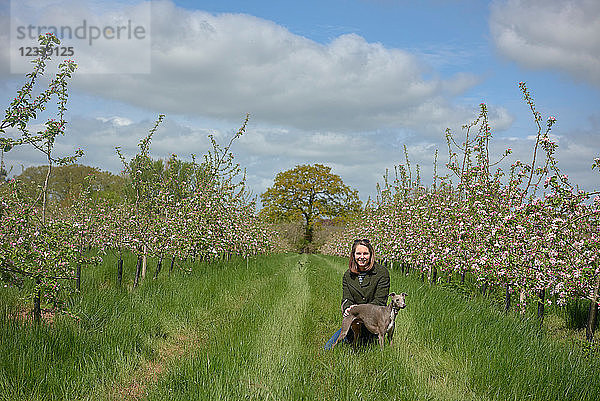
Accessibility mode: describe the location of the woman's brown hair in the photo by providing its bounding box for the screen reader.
[349,239,375,274]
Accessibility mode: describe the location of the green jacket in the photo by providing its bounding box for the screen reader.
[341,262,390,313]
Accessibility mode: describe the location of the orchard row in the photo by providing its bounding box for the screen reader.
[322,88,599,338]
[0,35,278,321]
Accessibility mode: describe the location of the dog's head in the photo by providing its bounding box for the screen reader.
[389,292,407,310]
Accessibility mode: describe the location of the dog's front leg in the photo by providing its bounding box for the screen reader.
[387,325,395,347]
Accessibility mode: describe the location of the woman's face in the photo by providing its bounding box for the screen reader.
[354,244,370,269]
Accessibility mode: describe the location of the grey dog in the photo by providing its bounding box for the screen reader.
[333,292,407,348]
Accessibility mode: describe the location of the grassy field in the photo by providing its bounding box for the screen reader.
[1,253,599,400]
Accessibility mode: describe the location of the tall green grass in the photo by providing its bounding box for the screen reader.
[1,253,599,400]
[391,269,600,400]
[0,252,285,400]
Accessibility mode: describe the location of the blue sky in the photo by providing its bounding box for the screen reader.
[1,0,599,204]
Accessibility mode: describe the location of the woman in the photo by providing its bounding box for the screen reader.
[324,238,390,349]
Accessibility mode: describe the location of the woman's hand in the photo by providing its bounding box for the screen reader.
[343,304,356,317]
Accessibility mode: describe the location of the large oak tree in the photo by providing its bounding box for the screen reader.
[261,164,361,243]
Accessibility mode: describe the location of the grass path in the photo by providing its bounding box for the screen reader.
[2,253,600,400]
[242,254,311,399]
[99,254,600,400]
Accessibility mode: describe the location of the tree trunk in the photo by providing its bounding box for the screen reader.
[133,255,142,288]
[76,263,81,292]
[586,273,600,342]
[519,288,526,316]
[304,222,313,244]
[141,245,147,279]
[481,281,488,296]
[460,270,466,284]
[117,258,123,286]
[504,284,511,313]
[537,289,545,324]
[33,278,41,323]
[169,257,175,275]
[153,256,163,279]
[430,266,437,284]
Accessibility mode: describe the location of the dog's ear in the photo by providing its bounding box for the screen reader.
[402,292,407,297]
[389,292,395,297]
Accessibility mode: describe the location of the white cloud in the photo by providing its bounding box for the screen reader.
[96,116,133,126]
[3,108,597,204]
[488,105,514,131]
[2,116,216,176]
[490,0,600,86]
[57,0,481,135]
